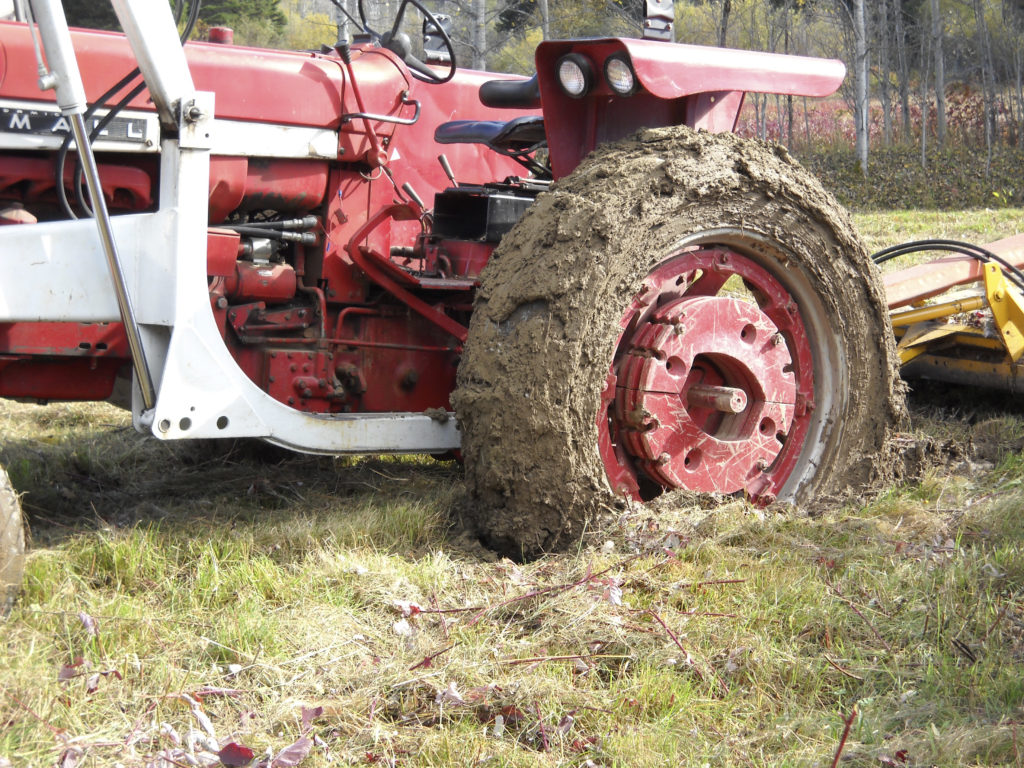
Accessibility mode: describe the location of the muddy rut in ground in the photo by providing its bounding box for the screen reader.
[454,125,905,559]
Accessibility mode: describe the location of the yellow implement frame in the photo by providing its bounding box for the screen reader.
[887,244,1024,389]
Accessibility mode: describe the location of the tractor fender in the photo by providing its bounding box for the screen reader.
[533,38,845,178]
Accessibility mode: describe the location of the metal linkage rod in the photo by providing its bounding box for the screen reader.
[29,0,157,411]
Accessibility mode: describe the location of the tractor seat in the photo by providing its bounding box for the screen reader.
[434,115,546,154]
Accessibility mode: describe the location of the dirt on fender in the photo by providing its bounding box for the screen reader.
[454,125,905,559]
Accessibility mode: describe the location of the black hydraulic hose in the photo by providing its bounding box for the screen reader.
[71,79,149,217]
[237,216,319,231]
[223,225,317,245]
[871,238,1024,295]
[56,0,201,218]
[56,69,142,218]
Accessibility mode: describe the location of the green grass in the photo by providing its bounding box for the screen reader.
[853,208,1024,258]
[3,210,1024,767]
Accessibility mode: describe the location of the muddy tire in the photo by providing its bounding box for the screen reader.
[0,465,25,617]
[454,126,903,558]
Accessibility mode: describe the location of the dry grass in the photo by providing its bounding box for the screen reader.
[2,210,1024,767]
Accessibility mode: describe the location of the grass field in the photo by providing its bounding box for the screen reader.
[2,210,1024,768]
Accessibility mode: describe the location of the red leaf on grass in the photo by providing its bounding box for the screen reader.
[219,742,255,767]
[392,600,422,618]
[58,658,85,682]
[271,736,312,767]
[300,706,322,734]
[499,705,525,725]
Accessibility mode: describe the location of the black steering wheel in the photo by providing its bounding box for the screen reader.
[357,0,457,84]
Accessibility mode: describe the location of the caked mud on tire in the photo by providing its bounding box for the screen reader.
[0,465,25,617]
[454,126,903,559]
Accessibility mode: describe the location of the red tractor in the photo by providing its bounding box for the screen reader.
[0,0,900,609]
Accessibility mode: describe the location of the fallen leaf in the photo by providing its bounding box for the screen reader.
[603,583,623,606]
[77,611,99,637]
[556,714,575,735]
[500,705,525,725]
[218,742,255,767]
[300,706,322,734]
[85,668,122,693]
[271,736,312,767]
[58,658,86,682]
[463,683,500,702]
[180,693,218,739]
[434,682,467,706]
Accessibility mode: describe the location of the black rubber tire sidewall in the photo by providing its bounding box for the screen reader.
[454,126,902,558]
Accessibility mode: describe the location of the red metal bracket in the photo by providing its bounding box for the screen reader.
[345,204,469,343]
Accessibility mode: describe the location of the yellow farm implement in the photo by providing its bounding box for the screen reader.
[882,235,1024,392]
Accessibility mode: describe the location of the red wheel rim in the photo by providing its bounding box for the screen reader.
[598,247,815,504]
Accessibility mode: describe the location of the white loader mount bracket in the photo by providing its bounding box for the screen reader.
[0,0,459,456]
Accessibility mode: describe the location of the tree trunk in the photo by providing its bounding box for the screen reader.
[920,15,931,169]
[854,0,869,175]
[895,0,912,140]
[974,0,996,172]
[472,0,486,69]
[931,0,947,145]
[879,0,893,145]
[803,95,811,148]
[538,0,549,40]
[718,0,731,47]
[784,4,794,148]
[1016,46,1024,146]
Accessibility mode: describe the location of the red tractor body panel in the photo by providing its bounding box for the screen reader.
[0,16,845,425]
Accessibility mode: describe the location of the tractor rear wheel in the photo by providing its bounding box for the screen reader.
[0,465,25,617]
[454,126,902,559]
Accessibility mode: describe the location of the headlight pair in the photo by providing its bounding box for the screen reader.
[556,53,637,99]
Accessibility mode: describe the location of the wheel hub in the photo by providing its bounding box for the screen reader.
[615,294,795,496]
[598,246,816,504]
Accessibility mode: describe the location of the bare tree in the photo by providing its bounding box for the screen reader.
[974,0,997,172]
[879,0,894,145]
[919,11,931,168]
[718,0,731,47]
[930,0,947,145]
[854,0,869,174]
[472,0,485,68]
[895,0,913,140]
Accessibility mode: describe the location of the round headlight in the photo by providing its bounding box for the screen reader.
[557,54,593,99]
[604,55,637,96]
